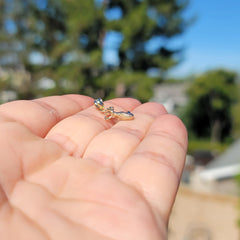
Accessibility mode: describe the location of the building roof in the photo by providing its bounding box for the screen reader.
[199,139,240,181]
[151,83,188,114]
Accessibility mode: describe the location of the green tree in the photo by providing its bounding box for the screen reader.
[183,69,238,142]
[0,0,190,101]
[232,83,240,138]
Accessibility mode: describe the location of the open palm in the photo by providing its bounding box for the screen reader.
[0,95,187,240]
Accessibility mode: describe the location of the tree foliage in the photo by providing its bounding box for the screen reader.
[0,0,190,101]
[232,84,240,138]
[183,69,238,142]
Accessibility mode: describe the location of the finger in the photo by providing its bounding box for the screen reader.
[83,102,167,170]
[0,95,93,137]
[118,114,188,222]
[46,98,141,157]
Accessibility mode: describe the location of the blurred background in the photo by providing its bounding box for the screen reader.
[0,0,240,239]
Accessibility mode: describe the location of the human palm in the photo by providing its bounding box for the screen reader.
[0,95,187,240]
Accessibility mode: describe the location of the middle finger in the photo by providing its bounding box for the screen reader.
[83,102,167,171]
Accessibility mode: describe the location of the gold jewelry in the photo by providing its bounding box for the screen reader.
[94,98,134,121]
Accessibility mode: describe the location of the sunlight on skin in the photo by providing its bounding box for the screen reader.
[0,95,187,240]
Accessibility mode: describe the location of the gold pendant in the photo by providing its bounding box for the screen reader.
[94,98,134,121]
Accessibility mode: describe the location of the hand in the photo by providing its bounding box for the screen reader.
[0,95,187,240]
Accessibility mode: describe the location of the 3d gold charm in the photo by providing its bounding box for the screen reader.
[94,98,134,121]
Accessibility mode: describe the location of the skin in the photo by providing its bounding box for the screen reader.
[0,95,188,240]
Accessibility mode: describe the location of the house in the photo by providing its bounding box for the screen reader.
[190,139,240,195]
[151,83,188,114]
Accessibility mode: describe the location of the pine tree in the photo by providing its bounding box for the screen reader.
[0,0,190,101]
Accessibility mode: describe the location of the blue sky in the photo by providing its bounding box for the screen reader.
[170,0,240,77]
[103,0,240,77]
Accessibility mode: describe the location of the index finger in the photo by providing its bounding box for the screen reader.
[0,95,93,137]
